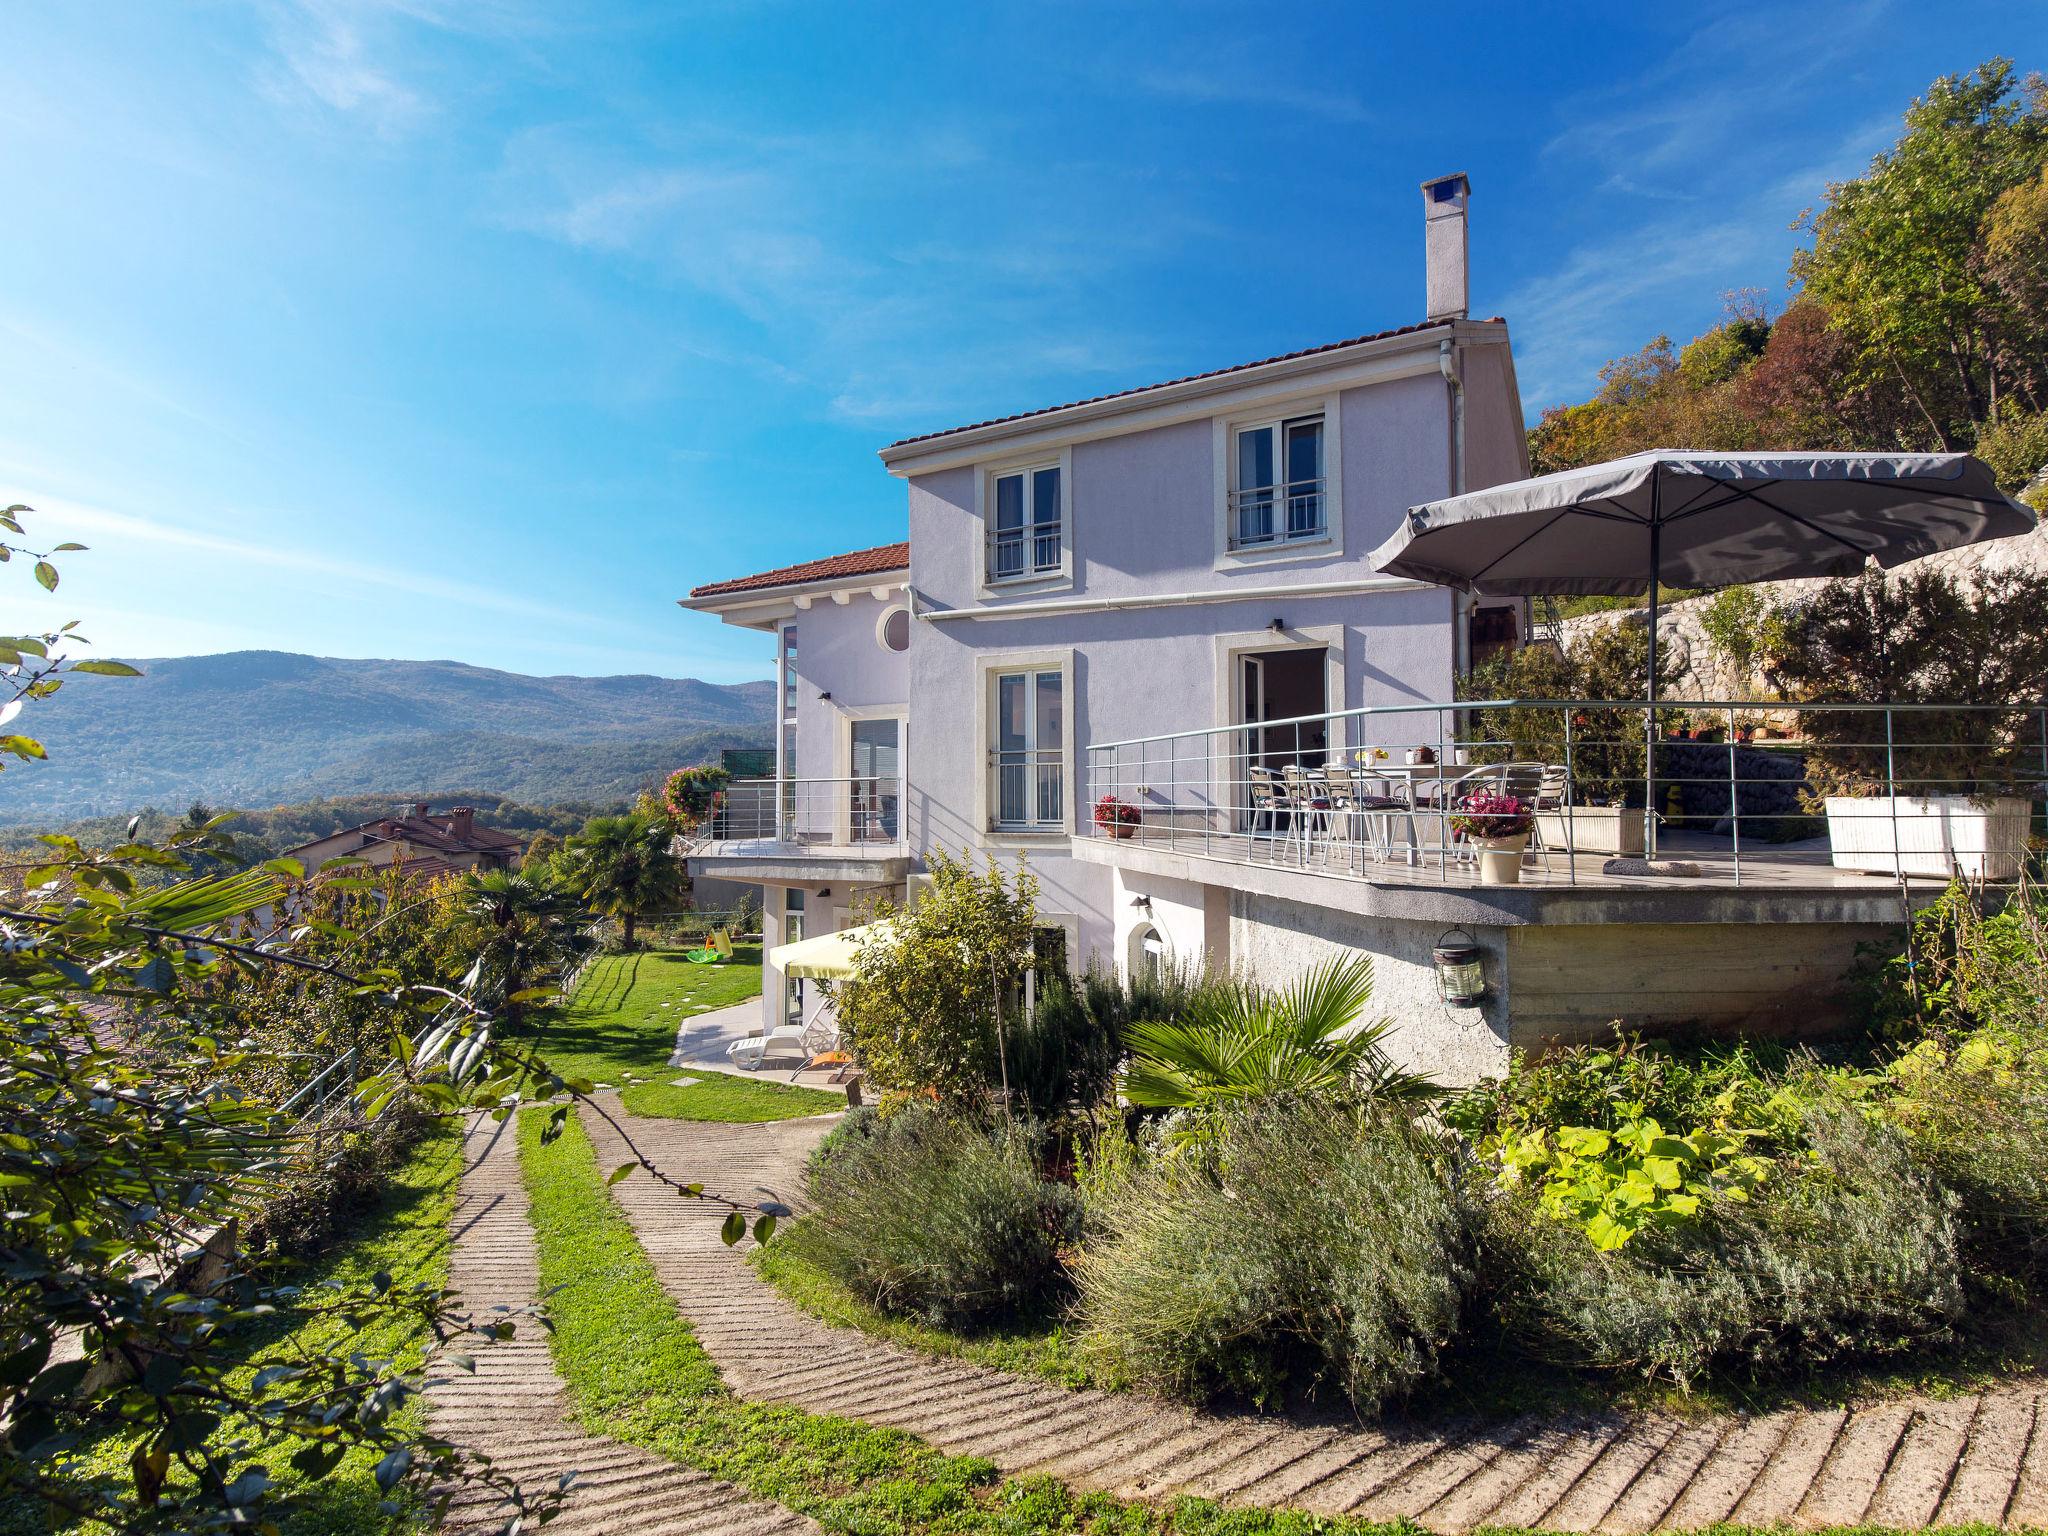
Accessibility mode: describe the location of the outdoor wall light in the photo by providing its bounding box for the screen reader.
[1433,927,1487,1007]
[818,690,832,700]
[1268,617,1285,632]
[1130,894,1152,912]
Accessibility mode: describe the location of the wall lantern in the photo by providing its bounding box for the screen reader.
[1432,927,1487,1007]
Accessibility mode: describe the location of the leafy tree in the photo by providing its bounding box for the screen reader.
[834,849,1037,1107]
[1793,59,2048,448]
[1532,62,2048,472]
[1120,955,1438,1119]
[563,810,685,945]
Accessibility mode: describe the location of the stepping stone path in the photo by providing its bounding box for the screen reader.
[585,1106,2048,1533]
[428,1113,818,1536]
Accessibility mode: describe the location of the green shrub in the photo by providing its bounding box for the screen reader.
[1490,1101,1964,1387]
[786,1106,1080,1329]
[1444,1035,1823,1155]
[1006,969,1124,1118]
[1974,405,2048,493]
[1886,1033,2048,1289]
[1075,1103,1470,1412]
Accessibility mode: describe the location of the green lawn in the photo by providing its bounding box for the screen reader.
[519,1106,1935,1536]
[0,1128,462,1536]
[526,948,839,1122]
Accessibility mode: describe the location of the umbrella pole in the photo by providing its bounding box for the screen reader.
[1645,502,1661,861]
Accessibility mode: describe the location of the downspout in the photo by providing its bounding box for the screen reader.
[1440,337,1470,678]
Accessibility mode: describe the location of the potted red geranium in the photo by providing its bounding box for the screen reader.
[1093,794,1142,840]
[1449,789,1534,885]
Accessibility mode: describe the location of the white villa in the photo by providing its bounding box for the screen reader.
[682,175,1930,1084]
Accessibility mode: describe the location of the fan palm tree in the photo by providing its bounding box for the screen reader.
[1120,954,1439,1111]
[563,811,685,946]
[454,868,575,1024]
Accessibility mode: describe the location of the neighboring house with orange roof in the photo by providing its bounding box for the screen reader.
[280,803,524,880]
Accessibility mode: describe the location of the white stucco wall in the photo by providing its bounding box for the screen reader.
[1109,864,1213,978]
[1228,891,1511,1086]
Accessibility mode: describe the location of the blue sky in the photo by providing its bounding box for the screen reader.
[0,2,2035,684]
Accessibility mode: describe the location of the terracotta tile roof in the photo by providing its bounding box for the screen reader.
[688,541,910,599]
[884,318,1501,451]
[287,806,525,862]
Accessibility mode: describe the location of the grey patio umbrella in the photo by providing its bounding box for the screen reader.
[1369,449,2037,861]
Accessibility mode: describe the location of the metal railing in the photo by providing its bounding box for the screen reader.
[992,749,1064,832]
[704,775,905,848]
[1083,697,2048,888]
[1228,477,1326,549]
[987,521,1062,581]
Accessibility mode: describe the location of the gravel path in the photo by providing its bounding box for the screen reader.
[426,1113,818,1536]
[588,1106,2048,1534]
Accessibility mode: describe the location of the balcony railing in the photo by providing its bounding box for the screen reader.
[1084,698,2048,889]
[987,522,1062,581]
[702,776,903,849]
[991,749,1064,832]
[1228,477,1326,550]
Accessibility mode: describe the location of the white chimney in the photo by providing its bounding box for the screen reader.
[1421,172,1471,322]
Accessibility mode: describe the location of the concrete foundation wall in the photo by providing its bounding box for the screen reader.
[1229,890,1511,1085]
[1506,919,1892,1047]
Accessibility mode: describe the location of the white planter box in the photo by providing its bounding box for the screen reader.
[1824,794,2030,881]
[1535,807,1646,857]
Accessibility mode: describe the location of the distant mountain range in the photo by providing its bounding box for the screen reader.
[0,651,775,826]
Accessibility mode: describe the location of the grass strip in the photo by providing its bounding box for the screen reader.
[752,1227,1103,1391]
[622,1072,841,1123]
[519,1106,1963,1536]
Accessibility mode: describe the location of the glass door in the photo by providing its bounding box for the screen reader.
[849,718,901,841]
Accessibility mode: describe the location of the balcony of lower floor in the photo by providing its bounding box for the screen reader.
[678,776,911,884]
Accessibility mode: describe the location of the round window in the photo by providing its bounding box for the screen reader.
[878,606,910,652]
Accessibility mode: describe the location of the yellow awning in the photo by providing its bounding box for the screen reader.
[768,921,892,979]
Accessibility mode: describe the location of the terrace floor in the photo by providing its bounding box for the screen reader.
[1075,825,1955,928]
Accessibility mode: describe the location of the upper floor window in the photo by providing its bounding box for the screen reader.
[1230,414,1325,550]
[988,464,1062,582]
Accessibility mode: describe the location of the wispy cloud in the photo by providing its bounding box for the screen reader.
[18,490,677,645]
[1502,0,1908,411]
[488,118,1176,431]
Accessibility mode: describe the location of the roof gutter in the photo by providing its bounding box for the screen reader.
[915,573,1432,623]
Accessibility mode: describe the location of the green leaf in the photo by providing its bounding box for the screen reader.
[68,659,138,676]
[752,1213,778,1244]
[720,1209,747,1246]
[373,1447,412,1492]
[606,1162,635,1187]
[32,560,56,591]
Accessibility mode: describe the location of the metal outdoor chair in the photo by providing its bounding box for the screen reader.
[1279,763,1336,862]
[1331,763,1413,865]
[1246,766,1290,850]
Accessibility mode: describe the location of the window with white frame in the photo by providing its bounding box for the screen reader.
[990,666,1064,830]
[778,624,799,833]
[1230,414,1325,550]
[987,464,1062,582]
